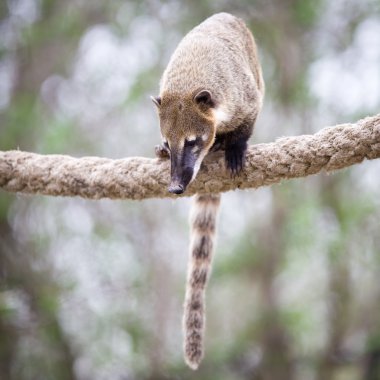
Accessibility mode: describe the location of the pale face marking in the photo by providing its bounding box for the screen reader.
[192,145,200,154]
[191,150,208,182]
[213,107,230,125]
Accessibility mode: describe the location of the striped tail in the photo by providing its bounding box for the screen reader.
[183,193,221,370]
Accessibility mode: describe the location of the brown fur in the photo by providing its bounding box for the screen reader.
[152,13,264,369]
[153,13,264,189]
[159,12,264,138]
[183,193,220,369]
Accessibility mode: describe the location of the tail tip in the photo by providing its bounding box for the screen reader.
[185,356,201,370]
[184,342,203,370]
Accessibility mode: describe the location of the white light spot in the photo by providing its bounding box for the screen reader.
[213,107,230,125]
[186,135,196,142]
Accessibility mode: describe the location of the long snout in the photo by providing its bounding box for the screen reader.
[168,167,193,194]
[168,182,185,194]
[168,148,196,195]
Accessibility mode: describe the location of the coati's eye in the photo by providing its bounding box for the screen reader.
[184,138,197,148]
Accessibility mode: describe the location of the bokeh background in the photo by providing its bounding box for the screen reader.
[1,1,380,379]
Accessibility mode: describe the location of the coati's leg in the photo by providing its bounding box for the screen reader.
[155,143,170,159]
[224,123,254,175]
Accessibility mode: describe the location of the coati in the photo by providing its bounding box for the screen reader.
[152,12,264,369]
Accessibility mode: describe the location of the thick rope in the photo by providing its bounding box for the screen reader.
[0,114,379,200]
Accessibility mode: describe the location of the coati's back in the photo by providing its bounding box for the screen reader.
[160,12,264,132]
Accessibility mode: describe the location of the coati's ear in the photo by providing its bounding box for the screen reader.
[194,90,215,108]
[150,96,161,108]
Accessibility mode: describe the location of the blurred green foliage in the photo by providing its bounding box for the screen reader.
[1,1,380,379]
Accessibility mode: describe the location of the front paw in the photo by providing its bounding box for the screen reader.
[155,144,170,159]
[225,141,247,176]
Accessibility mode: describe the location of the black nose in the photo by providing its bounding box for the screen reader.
[168,184,184,194]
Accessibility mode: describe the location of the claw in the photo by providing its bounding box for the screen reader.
[225,142,246,177]
[155,144,170,159]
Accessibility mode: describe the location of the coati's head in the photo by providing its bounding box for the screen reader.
[152,90,217,194]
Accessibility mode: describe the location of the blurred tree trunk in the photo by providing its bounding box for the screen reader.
[316,176,353,380]
[317,253,351,380]
[0,1,107,378]
[362,230,380,380]
[0,224,17,379]
[0,221,77,380]
[256,188,295,380]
